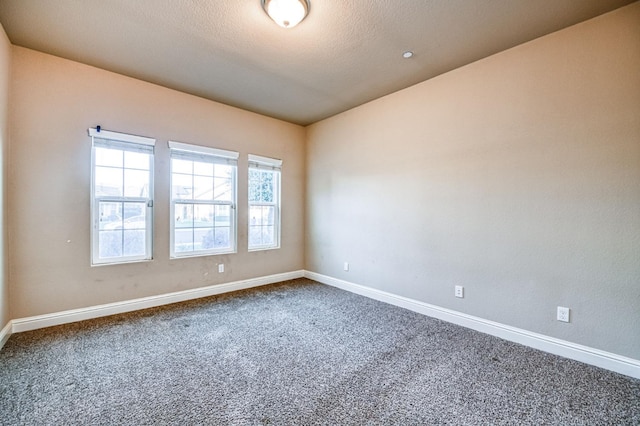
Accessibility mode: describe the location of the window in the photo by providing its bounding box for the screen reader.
[90,128,155,265]
[248,154,281,250]
[169,141,238,257]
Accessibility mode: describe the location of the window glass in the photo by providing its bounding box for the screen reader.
[170,143,238,257]
[248,156,281,251]
[90,129,154,265]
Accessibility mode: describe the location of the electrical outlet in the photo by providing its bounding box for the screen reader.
[218,264,224,273]
[343,262,349,271]
[455,285,464,298]
[557,306,570,323]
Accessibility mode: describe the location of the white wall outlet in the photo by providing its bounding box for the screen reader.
[218,264,224,273]
[455,285,464,298]
[557,306,570,323]
[343,262,349,271]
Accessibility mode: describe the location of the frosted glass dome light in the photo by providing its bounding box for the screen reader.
[262,0,310,28]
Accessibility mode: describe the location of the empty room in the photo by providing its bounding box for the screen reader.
[0,0,639,424]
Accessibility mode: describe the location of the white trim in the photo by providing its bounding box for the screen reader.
[304,271,640,380]
[0,321,11,350]
[88,128,155,146]
[7,269,638,380]
[11,270,304,334]
[168,141,239,160]
[248,154,282,169]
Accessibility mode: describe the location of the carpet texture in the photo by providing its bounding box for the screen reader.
[1,278,638,425]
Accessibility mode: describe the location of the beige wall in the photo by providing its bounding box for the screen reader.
[0,23,9,328]
[306,3,640,359]
[4,3,639,363]
[9,47,305,318]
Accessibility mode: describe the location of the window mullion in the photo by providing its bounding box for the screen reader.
[249,201,276,208]
[97,196,149,203]
[121,150,125,198]
[120,225,125,259]
[174,199,231,206]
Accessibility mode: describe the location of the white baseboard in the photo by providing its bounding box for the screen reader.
[304,270,640,380]
[0,321,11,350]
[11,270,304,334]
[7,269,639,380]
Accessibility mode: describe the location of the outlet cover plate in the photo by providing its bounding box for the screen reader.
[455,285,464,298]
[557,306,570,322]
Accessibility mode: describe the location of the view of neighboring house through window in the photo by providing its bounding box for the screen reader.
[90,128,155,265]
[248,154,282,250]
[169,141,238,257]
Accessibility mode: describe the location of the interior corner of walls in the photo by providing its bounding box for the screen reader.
[0,16,11,334]
[0,320,11,350]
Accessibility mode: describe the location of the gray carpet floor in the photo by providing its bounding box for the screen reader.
[1,278,639,425]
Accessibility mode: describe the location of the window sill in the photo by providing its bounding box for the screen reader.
[248,245,280,253]
[170,250,237,260]
[91,258,153,267]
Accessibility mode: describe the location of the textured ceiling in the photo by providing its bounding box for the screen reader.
[0,0,635,125]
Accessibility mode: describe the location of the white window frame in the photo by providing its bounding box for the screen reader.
[169,141,239,258]
[89,128,155,265]
[248,154,282,251]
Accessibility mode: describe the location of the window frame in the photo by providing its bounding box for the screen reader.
[169,141,239,259]
[89,128,155,266]
[248,154,282,251]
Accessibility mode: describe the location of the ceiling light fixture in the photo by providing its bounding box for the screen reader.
[262,0,310,29]
[402,51,414,59]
